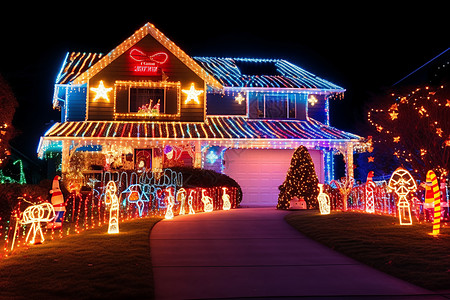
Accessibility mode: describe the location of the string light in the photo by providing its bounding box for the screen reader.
[426,170,441,236]
[388,167,417,225]
[90,80,112,102]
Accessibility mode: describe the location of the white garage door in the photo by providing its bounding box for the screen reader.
[223,149,323,207]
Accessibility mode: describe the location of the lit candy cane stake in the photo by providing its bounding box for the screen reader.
[20,201,55,244]
[104,181,119,234]
[188,190,195,214]
[426,170,441,236]
[201,189,214,213]
[365,171,376,214]
[164,187,175,220]
[222,187,231,210]
[177,188,187,215]
[317,184,330,215]
[388,167,417,225]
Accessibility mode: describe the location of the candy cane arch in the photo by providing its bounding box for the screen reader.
[426,170,441,235]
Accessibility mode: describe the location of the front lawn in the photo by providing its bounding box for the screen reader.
[0,217,161,299]
[285,211,450,291]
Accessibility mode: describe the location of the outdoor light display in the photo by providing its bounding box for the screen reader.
[12,200,55,247]
[48,175,65,229]
[426,170,441,235]
[201,189,214,213]
[182,83,204,104]
[388,167,417,225]
[330,177,354,211]
[222,187,231,211]
[104,181,120,234]
[317,184,330,215]
[365,171,375,213]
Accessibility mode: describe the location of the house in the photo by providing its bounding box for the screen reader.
[38,22,365,206]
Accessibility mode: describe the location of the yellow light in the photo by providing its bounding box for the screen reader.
[201,189,213,212]
[234,93,245,105]
[182,83,203,104]
[317,184,330,215]
[90,80,113,102]
[308,95,318,106]
[222,187,231,210]
[20,202,55,245]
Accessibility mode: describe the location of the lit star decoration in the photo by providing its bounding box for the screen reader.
[234,93,245,105]
[182,83,203,104]
[389,110,399,120]
[308,95,318,106]
[90,80,113,102]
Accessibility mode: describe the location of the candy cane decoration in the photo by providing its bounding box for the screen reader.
[426,170,441,235]
[365,171,375,213]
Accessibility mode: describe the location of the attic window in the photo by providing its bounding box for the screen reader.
[234,60,279,76]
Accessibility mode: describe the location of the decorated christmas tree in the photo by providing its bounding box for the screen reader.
[277,146,319,209]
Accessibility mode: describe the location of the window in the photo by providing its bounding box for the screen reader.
[249,93,297,119]
[130,88,164,113]
[114,81,180,119]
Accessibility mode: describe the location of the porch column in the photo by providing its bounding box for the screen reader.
[61,140,70,177]
[345,143,354,179]
[193,141,202,168]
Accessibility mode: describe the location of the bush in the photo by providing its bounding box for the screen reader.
[170,167,242,205]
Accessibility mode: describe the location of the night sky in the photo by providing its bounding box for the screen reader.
[1,4,448,160]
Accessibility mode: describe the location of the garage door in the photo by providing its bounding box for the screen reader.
[223,149,323,207]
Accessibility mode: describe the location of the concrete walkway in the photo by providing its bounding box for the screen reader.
[150,208,447,299]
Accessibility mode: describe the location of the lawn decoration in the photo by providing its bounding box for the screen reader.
[164,187,175,220]
[122,184,150,217]
[47,175,65,229]
[188,190,195,214]
[19,201,55,245]
[330,177,354,211]
[177,188,187,215]
[388,167,417,225]
[222,187,231,210]
[201,189,214,212]
[104,181,119,234]
[425,170,441,235]
[317,184,330,215]
[365,171,376,213]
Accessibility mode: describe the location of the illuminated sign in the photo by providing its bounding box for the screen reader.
[129,48,168,75]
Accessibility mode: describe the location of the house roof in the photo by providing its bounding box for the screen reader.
[193,57,345,91]
[41,116,361,141]
[56,23,222,89]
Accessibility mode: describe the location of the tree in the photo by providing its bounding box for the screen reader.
[0,74,18,168]
[277,146,319,209]
[367,84,449,180]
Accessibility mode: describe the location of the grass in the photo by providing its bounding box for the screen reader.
[285,210,450,291]
[0,217,162,299]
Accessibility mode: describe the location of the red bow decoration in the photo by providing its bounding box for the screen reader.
[130,48,168,64]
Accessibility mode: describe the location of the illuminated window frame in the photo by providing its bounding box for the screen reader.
[114,80,181,120]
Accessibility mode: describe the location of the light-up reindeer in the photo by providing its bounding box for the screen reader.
[222,187,231,211]
[201,189,214,213]
[388,167,417,225]
[104,181,119,234]
[317,184,330,215]
[164,187,175,220]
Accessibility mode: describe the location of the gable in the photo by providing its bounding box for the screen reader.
[72,23,222,90]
